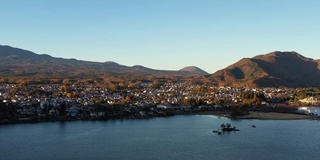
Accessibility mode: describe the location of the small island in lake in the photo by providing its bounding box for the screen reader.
[213,123,240,135]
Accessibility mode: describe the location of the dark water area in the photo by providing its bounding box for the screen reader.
[1,115,320,160]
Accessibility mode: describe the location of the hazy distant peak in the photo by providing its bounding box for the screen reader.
[179,66,209,75]
[104,61,119,65]
[132,65,149,70]
[132,65,145,68]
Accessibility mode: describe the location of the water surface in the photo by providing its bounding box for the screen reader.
[1,115,319,160]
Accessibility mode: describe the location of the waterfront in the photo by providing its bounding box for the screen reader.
[1,115,320,160]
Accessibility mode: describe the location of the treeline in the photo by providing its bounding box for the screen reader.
[0,74,208,89]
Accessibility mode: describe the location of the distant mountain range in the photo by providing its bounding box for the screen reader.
[1,45,319,87]
[0,45,208,81]
[210,51,320,87]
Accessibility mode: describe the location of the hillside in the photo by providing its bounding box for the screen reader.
[0,45,206,83]
[210,51,320,87]
[179,66,209,75]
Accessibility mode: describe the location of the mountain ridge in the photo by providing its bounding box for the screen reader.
[0,45,208,81]
[2,45,319,87]
[210,51,320,87]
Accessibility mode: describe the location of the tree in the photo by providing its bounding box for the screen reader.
[152,80,161,89]
[125,96,133,102]
[128,82,136,89]
[241,91,254,99]
[62,79,71,85]
[59,101,67,116]
[61,85,70,93]
[66,92,72,98]
[9,87,20,96]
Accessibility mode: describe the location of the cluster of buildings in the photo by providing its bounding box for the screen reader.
[0,82,319,124]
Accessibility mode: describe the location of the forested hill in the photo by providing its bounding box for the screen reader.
[210,51,320,88]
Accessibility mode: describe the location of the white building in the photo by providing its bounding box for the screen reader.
[156,104,172,109]
[299,97,319,104]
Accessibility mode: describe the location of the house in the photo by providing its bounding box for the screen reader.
[299,97,319,105]
[198,105,211,110]
[156,104,172,110]
[40,101,49,109]
[38,113,48,119]
[181,105,192,110]
[213,105,222,109]
[67,106,79,117]
[49,109,57,116]
[98,112,105,117]
[139,111,146,116]
[90,112,98,118]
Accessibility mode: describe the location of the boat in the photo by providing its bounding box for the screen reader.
[212,130,222,135]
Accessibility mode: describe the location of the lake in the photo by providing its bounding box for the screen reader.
[1,115,320,160]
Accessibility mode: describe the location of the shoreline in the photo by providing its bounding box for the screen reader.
[194,111,318,120]
[239,111,318,120]
[1,111,319,125]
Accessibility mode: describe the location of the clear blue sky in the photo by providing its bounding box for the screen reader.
[1,0,319,73]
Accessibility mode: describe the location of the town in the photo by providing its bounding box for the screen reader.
[0,82,319,124]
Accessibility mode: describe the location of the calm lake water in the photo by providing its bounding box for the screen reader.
[1,115,320,160]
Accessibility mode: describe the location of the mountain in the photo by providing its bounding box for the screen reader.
[210,51,320,87]
[179,66,209,75]
[0,45,206,82]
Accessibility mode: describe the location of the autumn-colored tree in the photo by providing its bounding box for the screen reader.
[181,98,188,105]
[152,80,161,89]
[61,85,70,93]
[17,79,29,87]
[135,81,142,88]
[66,92,72,98]
[50,79,62,84]
[62,79,71,85]
[125,96,133,102]
[108,83,118,92]
[128,82,136,88]
[118,82,126,89]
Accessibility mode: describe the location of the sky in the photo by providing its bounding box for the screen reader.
[1,0,320,73]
